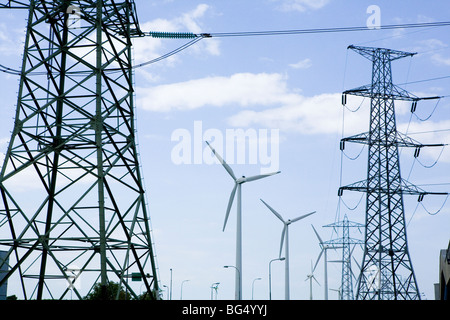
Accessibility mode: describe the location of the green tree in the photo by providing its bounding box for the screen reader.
[84,281,131,300]
[137,290,158,300]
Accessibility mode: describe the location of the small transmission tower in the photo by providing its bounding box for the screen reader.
[339,45,446,300]
[324,214,364,300]
[0,1,159,300]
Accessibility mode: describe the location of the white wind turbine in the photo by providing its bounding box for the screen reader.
[305,260,320,300]
[206,141,280,300]
[260,199,315,300]
[311,224,342,300]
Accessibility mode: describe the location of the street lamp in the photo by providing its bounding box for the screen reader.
[162,285,169,300]
[210,282,220,300]
[269,257,285,300]
[180,279,190,300]
[224,265,241,300]
[169,268,173,300]
[252,277,262,300]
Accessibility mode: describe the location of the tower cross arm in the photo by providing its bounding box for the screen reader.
[323,238,364,246]
[0,1,29,8]
[347,44,416,61]
[343,84,420,101]
[338,179,448,199]
[340,131,447,149]
[103,0,144,37]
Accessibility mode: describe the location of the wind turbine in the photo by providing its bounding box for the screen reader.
[305,260,320,300]
[311,224,342,300]
[330,287,342,300]
[206,141,280,300]
[260,199,315,300]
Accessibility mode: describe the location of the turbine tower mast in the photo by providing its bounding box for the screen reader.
[339,45,446,300]
[0,0,159,300]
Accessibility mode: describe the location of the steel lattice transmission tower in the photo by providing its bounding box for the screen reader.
[324,214,363,300]
[339,45,446,300]
[0,0,160,300]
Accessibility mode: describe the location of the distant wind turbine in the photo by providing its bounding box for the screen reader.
[305,260,320,300]
[206,141,280,300]
[311,224,342,300]
[260,199,315,300]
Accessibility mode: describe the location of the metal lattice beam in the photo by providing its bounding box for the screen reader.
[0,0,159,300]
[324,215,364,300]
[339,45,446,300]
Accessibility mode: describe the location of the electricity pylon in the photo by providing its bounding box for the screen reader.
[324,214,364,300]
[339,45,446,300]
[0,1,159,300]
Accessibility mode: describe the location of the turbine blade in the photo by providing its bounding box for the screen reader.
[290,211,316,223]
[312,275,320,286]
[279,225,286,258]
[350,267,357,281]
[223,183,237,231]
[353,256,362,271]
[260,199,284,223]
[311,224,324,244]
[206,141,236,180]
[313,249,323,272]
[244,171,280,182]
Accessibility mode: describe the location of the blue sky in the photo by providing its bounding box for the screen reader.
[1,0,450,300]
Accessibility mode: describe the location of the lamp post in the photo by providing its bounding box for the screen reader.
[252,277,262,300]
[162,285,169,300]
[269,257,285,300]
[224,265,241,300]
[169,268,173,300]
[210,282,220,300]
[180,280,190,300]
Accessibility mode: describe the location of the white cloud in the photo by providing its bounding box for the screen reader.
[431,53,450,66]
[289,58,312,69]
[132,4,219,67]
[410,38,450,67]
[136,72,298,112]
[179,4,209,34]
[137,70,448,147]
[227,93,367,135]
[275,0,330,12]
[136,71,367,136]
[398,119,450,163]
[0,23,24,56]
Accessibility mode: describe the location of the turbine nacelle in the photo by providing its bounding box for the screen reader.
[236,176,246,184]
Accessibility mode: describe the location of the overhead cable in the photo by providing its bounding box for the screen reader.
[200,21,450,38]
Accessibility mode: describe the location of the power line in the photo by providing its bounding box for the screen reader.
[398,75,450,86]
[132,37,203,69]
[200,21,450,38]
[408,128,450,135]
[4,21,450,72]
[145,21,450,39]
